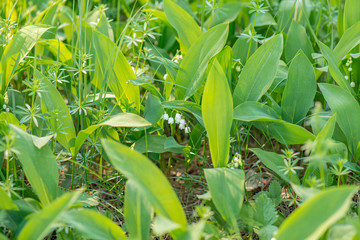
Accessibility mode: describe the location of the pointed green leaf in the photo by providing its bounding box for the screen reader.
[18,190,82,240]
[144,94,163,125]
[267,121,315,145]
[251,148,299,184]
[93,30,140,111]
[75,113,151,154]
[319,83,360,156]
[233,35,283,106]
[164,0,202,54]
[175,24,229,100]
[334,22,360,62]
[204,168,245,231]
[1,25,50,92]
[316,114,337,141]
[10,125,58,205]
[60,208,126,240]
[276,186,358,240]
[36,69,76,155]
[343,0,360,30]
[125,180,153,240]
[318,42,354,94]
[202,60,233,168]
[285,21,313,62]
[0,188,18,210]
[101,139,187,230]
[233,101,281,122]
[209,2,242,27]
[281,50,316,124]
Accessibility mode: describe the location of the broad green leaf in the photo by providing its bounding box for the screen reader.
[267,121,315,145]
[75,113,151,154]
[233,35,283,106]
[0,112,21,126]
[232,35,257,65]
[0,187,18,210]
[18,190,81,240]
[175,24,229,100]
[202,60,233,168]
[251,148,299,184]
[134,135,186,154]
[316,114,337,141]
[10,125,58,205]
[95,11,114,41]
[285,21,313,62]
[58,6,74,42]
[39,39,73,63]
[128,78,164,101]
[144,93,163,125]
[36,0,62,25]
[318,42,354,94]
[101,139,187,230]
[134,135,167,153]
[292,184,320,202]
[125,180,153,240]
[0,25,50,92]
[276,0,308,32]
[281,50,316,124]
[327,223,357,240]
[334,22,360,62]
[93,30,140,111]
[143,9,169,26]
[215,46,233,86]
[153,215,181,236]
[209,2,242,28]
[164,0,202,54]
[36,70,76,155]
[233,102,281,122]
[276,186,358,240]
[31,135,53,149]
[343,0,360,30]
[60,208,126,240]
[250,12,277,27]
[319,83,360,157]
[204,168,245,232]
[0,233,7,240]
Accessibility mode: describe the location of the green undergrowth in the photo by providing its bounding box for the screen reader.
[1,0,360,239]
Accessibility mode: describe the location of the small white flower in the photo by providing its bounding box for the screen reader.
[348,67,353,72]
[179,123,185,130]
[184,126,191,134]
[345,75,349,80]
[179,119,185,125]
[163,73,168,80]
[162,113,169,120]
[236,66,241,72]
[168,117,174,124]
[175,113,182,123]
[6,108,9,112]
[2,104,6,109]
[351,82,356,88]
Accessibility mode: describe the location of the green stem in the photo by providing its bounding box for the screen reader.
[200,0,206,31]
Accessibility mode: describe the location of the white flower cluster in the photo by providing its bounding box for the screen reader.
[2,104,9,112]
[161,112,191,133]
[227,153,242,169]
